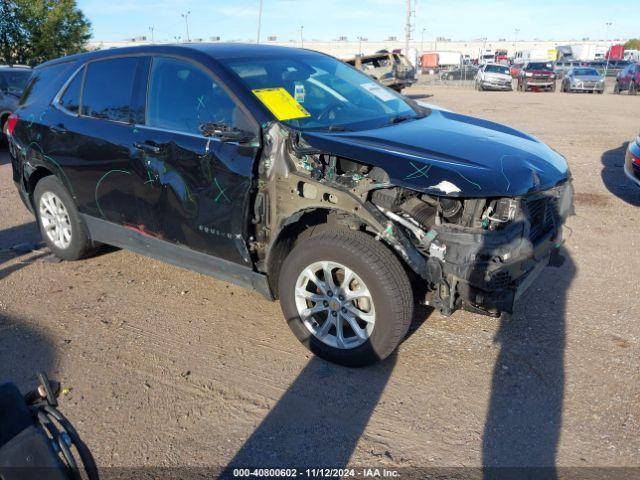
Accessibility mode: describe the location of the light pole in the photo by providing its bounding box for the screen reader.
[149,25,154,43]
[604,22,612,78]
[404,0,412,56]
[514,28,520,57]
[421,27,426,54]
[357,36,363,55]
[256,0,263,44]
[300,25,304,48]
[174,35,181,44]
[181,11,191,42]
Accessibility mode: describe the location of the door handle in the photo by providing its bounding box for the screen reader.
[49,123,67,134]
[134,142,161,154]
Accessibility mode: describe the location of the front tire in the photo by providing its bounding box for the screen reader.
[34,176,95,261]
[630,81,638,95]
[278,229,413,367]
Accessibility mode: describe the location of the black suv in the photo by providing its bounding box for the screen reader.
[7,44,573,366]
[0,65,32,143]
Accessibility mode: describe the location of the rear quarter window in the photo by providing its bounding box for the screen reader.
[82,57,139,123]
[19,62,75,107]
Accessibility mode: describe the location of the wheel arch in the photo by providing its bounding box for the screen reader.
[265,207,364,297]
[264,205,423,298]
[26,166,55,207]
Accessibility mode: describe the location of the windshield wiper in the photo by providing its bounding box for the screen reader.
[327,124,351,132]
[386,113,426,126]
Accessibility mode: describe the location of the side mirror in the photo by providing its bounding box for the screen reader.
[199,122,256,144]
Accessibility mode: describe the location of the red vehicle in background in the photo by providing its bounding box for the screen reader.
[614,62,640,94]
[606,45,625,60]
[510,64,522,77]
[516,61,556,92]
[494,49,508,64]
[420,53,439,72]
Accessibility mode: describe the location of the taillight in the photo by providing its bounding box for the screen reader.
[5,113,18,137]
[632,153,640,167]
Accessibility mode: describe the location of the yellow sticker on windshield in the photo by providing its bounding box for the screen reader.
[252,88,311,121]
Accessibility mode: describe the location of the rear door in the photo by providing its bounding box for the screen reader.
[48,56,144,224]
[131,55,259,266]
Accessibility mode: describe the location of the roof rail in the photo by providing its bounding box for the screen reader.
[0,64,32,69]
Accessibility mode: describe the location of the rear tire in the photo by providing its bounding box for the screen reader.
[630,81,638,95]
[278,228,413,367]
[614,81,620,94]
[34,176,95,261]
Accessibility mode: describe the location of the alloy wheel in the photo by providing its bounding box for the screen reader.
[39,191,72,249]
[294,261,376,349]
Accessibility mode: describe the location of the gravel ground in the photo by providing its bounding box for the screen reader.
[0,81,639,474]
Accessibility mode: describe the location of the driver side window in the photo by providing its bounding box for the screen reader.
[146,57,251,135]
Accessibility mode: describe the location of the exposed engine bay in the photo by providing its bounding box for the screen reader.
[250,123,574,317]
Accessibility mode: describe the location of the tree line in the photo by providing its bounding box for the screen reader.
[0,0,91,66]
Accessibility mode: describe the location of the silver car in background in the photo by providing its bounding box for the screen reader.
[475,63,513,91]
[561,67,605,94]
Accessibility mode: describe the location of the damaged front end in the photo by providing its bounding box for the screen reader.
[250,122,573,318]
[373,183,574,316]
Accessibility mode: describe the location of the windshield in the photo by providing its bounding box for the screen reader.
[485,65,510,75]
[220,53,423,131]
[527,62,553,71]
[572,68,599,76]
[0,70,31,95]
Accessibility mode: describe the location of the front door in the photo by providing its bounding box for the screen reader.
[131,56,259,266]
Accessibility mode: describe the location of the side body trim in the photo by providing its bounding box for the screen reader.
[82,215,273,300]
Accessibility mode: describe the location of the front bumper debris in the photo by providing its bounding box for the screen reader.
[422,182,573,316]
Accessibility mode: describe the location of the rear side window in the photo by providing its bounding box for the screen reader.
[82,57,138,122]
[58,67,83,114]
[146,57,248,135]
[20,62,73,107]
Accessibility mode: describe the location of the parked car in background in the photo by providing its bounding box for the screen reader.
[560,67,605,93]
[344,51,416,92]
[475,63,512,91]
[0,65,32,144]
[588,59,630,77]
[439,64,478,81]
[553,60,588,79]
[614,62,639,94]
[517,62,556,92]
[624,135,640,188]
[6,44,573,366]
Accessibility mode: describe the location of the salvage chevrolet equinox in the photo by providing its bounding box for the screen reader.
[6,45,574,366]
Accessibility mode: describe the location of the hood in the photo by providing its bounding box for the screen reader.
[300,108,569,197]
[569,75,603,81]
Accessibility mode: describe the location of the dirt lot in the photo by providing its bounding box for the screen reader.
[1,82,639,474]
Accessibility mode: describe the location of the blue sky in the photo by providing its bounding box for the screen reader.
[77,0,635,43]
